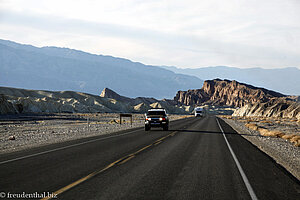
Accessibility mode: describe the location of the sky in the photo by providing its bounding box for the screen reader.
[0,0,299,69]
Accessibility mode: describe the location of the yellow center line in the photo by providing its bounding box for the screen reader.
[41,131,178,200]
[117,155,135,165]
[40,160,119,200]
[170,131,177,136]
[132,144,153,155]
[156,136,168,141]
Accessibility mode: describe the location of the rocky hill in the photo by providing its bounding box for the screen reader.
[233,98,300,119]
[174,79,286,107]
[0,94,16,115]
[100,88,157,105]
[0,87,192,115]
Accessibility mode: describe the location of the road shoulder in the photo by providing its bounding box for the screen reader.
[220,117,300,181]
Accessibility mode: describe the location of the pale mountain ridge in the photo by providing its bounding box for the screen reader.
[233,99,300,120]
[0,39,203,99]
[0,86,192,114]
[161,65,300,95]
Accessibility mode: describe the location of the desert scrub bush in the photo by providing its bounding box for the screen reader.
[281,134,296,140]
[110,119,118,124]
[246,118,256,123]
[260,120,273,124]
[282,134,300,147]
[219,115,232,119]
[259,117,267,121]
[258,128,284,138]
[290,135,300,147]
[245,123,259,131]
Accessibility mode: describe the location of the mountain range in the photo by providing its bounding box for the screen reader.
[0,39,203,99]
[0,86,191,114]
[1,39,299,100]
[1,79,299,120]
[162,66,300,95]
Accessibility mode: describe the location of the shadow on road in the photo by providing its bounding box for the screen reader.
[171,129,261,137]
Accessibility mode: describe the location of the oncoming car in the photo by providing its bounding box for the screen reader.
[145,108,169,131]
[194,107,204,117]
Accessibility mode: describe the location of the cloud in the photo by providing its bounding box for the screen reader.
[0,0,300,69]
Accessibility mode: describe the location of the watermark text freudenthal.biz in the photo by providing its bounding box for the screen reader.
[0,192,57,199]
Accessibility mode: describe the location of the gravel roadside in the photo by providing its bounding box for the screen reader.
[222,117,300,181]
[0,113,192,154]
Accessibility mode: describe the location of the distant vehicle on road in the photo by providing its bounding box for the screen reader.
[145,108,169,131]
[194,107,204,117]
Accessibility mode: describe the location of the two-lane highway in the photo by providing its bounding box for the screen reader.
[0,116,299,200]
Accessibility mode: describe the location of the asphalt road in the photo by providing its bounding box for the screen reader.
[0,116,299,200]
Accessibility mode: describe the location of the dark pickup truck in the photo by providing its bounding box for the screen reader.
[145,108,169,131]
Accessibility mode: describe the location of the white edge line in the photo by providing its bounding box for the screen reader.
[0,129,141,165]
[216,117,258,200]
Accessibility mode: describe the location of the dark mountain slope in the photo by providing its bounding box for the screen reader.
[0,39,203,99]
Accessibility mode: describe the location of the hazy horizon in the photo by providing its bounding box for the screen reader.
[1,38,299,71]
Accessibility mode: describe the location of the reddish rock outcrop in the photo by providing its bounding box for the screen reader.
[174,79,286,107]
